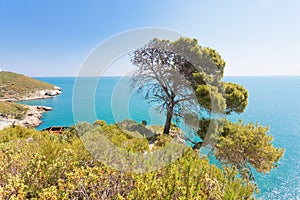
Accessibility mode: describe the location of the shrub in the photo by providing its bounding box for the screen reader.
[0,121,256,199]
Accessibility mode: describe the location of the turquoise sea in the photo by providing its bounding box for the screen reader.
[20,76,300,199]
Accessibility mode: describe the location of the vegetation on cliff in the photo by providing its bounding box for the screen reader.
[0,101,28,119]
[0,123,255,199]
[0,71,54,99]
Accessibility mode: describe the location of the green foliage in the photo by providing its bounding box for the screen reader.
[0,125,36,142]
[193,72,213,85]
[122,137,150,153]
[198,118,223,141]
[223,82,248,114]
[77,121,150,153]
[195,84,226,113]
[153,133,173,147]
[171,38,226,78]
[129,148,254,200]
[215,120,285,174]
[158,38,283,189]
[116,119,156,138]
[0,71,54,99]
[0,123,257,199]
[131,37,245,134]
[93,119,107,127]
[202,47,226,76]
[0,126,92,199]
[0,101,28,119]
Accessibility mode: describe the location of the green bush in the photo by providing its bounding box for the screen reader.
[0,122,256,199]
[0,125,37,142]
[0,102,28,120]
[129,148,255,200]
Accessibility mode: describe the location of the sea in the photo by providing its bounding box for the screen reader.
[20,76,300,199]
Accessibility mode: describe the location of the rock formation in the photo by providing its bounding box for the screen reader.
[0,105,51,130]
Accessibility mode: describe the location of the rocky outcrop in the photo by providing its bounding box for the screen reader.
[0,86,62,102]
[54,86,62,91]
[44,90,62,96]
[37,106,52,111]
[0,105,51,130]
[168,130,186,145]
[17,88,62,101]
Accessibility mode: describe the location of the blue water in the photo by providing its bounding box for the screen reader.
[21,77,166,129]
[21,76,300,199]
[224,77,300,199]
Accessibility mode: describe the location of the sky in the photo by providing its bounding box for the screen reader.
[0,0,299,77]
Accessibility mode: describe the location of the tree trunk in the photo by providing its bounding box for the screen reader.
[163,105,173,135]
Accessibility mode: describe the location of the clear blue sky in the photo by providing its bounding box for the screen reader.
[0,0,299,76]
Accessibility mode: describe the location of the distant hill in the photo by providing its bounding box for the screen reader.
[0,71,57,100]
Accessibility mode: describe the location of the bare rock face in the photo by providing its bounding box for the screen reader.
[0,105,52,130]
[168,130,186,144]
[5,98,17,102]
[44,90,62,96]
[0,121,11,130]
[54,86,62,91]
[37,106,52,111]
[24,87,62,100]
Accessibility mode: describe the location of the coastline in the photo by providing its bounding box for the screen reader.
[0,87,62,130]
[0,86,62,102]
[0,105,50,130]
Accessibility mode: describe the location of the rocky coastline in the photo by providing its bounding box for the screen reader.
[0,86,62,102]
[0,87,62,130]
[0,105,52,130]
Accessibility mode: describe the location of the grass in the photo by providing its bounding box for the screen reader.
[0,101,28,119]
[0,71,54,98]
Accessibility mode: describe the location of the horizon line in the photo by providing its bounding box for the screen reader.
[32,74,300,78]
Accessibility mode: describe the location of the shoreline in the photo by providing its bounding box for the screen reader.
[0,87,62,130]
[0,105,51,130]
[0,87,62,102]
